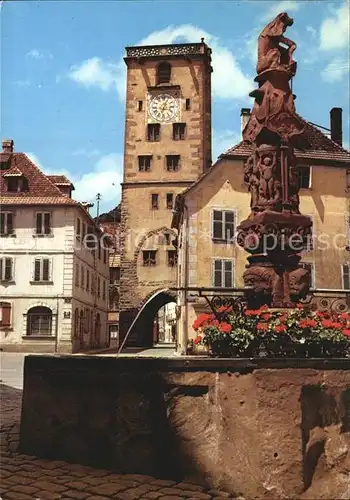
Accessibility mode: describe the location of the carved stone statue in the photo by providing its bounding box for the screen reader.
[257,12,297,76]
[237,12,313,308]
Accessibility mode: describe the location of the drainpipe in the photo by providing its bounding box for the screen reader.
[54,296,59,353]
[178,202,189,355]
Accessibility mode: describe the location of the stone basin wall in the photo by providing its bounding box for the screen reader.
[19,356,350,499]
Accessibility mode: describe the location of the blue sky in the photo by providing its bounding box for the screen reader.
[1,0,349,215]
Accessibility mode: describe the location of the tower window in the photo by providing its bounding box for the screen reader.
[295,166,311,189]
[7,176,28,193]
[167,250,177,267]
[185,98,191,110]
[173,123,186,140]
[143,250,157,267]
[147,123,160,141]
[151,194,159,210]
[138,100,143,111]
[166,193,174,209]
[156,62,171,85]
[166,155,180,172]
[138,155,152,172]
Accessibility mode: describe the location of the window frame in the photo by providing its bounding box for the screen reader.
[172,123,186,141]
[212,258,235,288]
[0,211,14,236]
[167,249,177,267]
[32,257,52,283]
[341,263,350,290]
[142,250,157,267]
[299,261,315,289]
[166,155,180,172]
[156,61,171,85]
[138,155,152,172]
[295,165,312,190]
[0,257,14,282]
[0,301,12,328]
[211,209,236,243]
[151,193,159,210]
[147,123,161,142]
[35,212,52,236]
[166,193,174,210]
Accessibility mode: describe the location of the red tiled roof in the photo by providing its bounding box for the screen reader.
[3,166,24,177]
[223,119,350,163]
[0,196,78,205]
[47,174,74,186]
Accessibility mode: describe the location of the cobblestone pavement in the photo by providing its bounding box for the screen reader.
[0,382,241,500]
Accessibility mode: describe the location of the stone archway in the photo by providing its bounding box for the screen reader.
[120,288,177,350]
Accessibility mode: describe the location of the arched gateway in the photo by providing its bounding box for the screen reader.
[119,289,177,350]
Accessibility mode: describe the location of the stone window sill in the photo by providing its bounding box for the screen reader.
[0,234,16,238]
[212,238,235,244]
[0,326,13,331]
[30,281,54,285]
[32,234,54,238]
[22,335,55,340]
[0,280,15,284]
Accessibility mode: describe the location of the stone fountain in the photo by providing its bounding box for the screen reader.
[237,12,313,308]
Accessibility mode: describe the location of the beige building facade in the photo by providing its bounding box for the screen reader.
[0,140,110,353]
[172,114,350,353]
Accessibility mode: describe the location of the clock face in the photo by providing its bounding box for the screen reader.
[148,93,179,123]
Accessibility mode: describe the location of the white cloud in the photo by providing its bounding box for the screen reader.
[15,79,31,87]
[212,129,242,160]
[68,24,252,102]
[26,152,122,214]
[138,24,252,100]
[27,49,52,60]
[321,57,350,83]
[72,148,101,158]
[319,3,350,51]
[67,57,123,94]
[262,1,302,22]
[306,25,317,38]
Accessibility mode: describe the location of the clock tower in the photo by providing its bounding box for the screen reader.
[119,41,213,346]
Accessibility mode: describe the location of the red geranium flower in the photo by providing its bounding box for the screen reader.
[340,312,350,321]
[322,319,333,328]
[262,313,272,321]
[193,335,202,345]
[220,322,232,333]
[257,322,269,331]
[275,324,287,333]
[296,303,304,309]
[260,305,269,311]
[343,329,350,337]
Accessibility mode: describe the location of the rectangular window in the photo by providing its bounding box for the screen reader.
[212,210,235,242]
[138,100,143,112]
[75,263,79,286]
[167,250,177,267]
[147,123,160,141]
[0,212,14,236]
[103,248,107,264]
[97,276,101,297]
[138,155,152,172]
[173,123,186,141]
[185,98,191,110]
[166,193,174,210]
[98,241,101,260]
[0,302,11,327]
[36,212,51,235]
[143,250,157,267]
[300,262,315,289]
[342,264,350,290]
[151,194,159,210]
[33,258,51,282]
[81,265,84,288]
[103,281,106,301]
[110,267,120,284]
[86,269,90,291]
[0,257,13,281]
[213,259,234,288]
[7,177,19,192]
[295,166,311,189]
[166,155,180,172]
[76,218,81,239]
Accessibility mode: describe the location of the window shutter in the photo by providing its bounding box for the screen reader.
[342,264,350,290]
[224,260,233,288]
[7,213,13,235]
[0,303,11,326]
[4,258,12,281]
[36,213,42,234]
[0,213,4,235]
[224,211,235,241]
[213,259,223,287]
[213,211,223,239]
[44,213,51,234]
[34,259,41,281]
[0,258,3,281]
[42,259,50,281]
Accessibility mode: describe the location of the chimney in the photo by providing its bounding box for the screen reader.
[330,107,342,146]
[2,139,14,153]
[240,108,251,136]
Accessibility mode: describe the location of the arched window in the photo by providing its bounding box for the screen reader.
[27,306,52,336]
[156,62,171,85]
